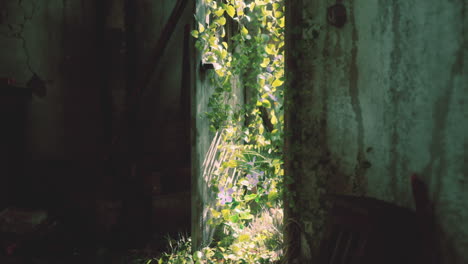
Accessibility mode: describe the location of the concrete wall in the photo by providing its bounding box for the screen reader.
[0,0,106,208]
[1,0,193,242]
[285,0,467,263]
[1,0,93,159]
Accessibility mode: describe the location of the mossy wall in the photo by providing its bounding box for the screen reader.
[285,0,467,263]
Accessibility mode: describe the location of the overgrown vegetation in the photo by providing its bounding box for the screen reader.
[151,0,285,262]
[146,209,282,264]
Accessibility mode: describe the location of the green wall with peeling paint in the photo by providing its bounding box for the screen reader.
[285,0,467,263]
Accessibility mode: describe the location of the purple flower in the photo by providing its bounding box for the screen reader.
[218,187,234,205]
[266,66,274,73]
[246,171,264,187]
[246,174,259,186]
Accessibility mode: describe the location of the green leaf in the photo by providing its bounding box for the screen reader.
[217,16,226,25]
[230,200,240,209]
[265,45,275,55]
[262,100,271,108]
[279,17,285,28]
[244,194,257,201]
[271,111,278,124]
[241,26,249,36]
[222,209,230,220]
[209,36,217,45]
[225,5,236,18]
[198,22,205,33]
[259,124,265,134]
[214,8,225,17]
[221,49,228,59]
[275,11,283,18]
[191,30,199,38]
[260,57,270,67]
[268,189,279,201]
[230,214,240,223]
[272,78,283,87]
[221,27,226,37]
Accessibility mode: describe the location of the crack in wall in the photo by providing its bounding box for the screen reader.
[0,0,38,78]
[18,0,38,76]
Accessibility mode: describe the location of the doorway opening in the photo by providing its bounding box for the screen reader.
[157,0,286,263]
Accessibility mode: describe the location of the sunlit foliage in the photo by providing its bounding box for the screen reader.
[155,0,285,262]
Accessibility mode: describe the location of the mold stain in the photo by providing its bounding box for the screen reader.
[389,1,401,200]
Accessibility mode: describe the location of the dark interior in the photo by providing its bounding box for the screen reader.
[0,0,192,262]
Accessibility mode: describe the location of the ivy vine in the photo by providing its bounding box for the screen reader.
[191,0,285,262]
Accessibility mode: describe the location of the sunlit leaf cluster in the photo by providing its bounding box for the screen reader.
[173,0,286,262]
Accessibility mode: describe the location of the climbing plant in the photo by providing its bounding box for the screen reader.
[194,0,284,262]
[153,0,285,263]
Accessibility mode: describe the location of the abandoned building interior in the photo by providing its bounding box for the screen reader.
[0,0,467,263]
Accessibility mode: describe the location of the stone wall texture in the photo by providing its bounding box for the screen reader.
[285,0,467,263]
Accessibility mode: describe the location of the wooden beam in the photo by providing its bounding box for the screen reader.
[140,0,189,95]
